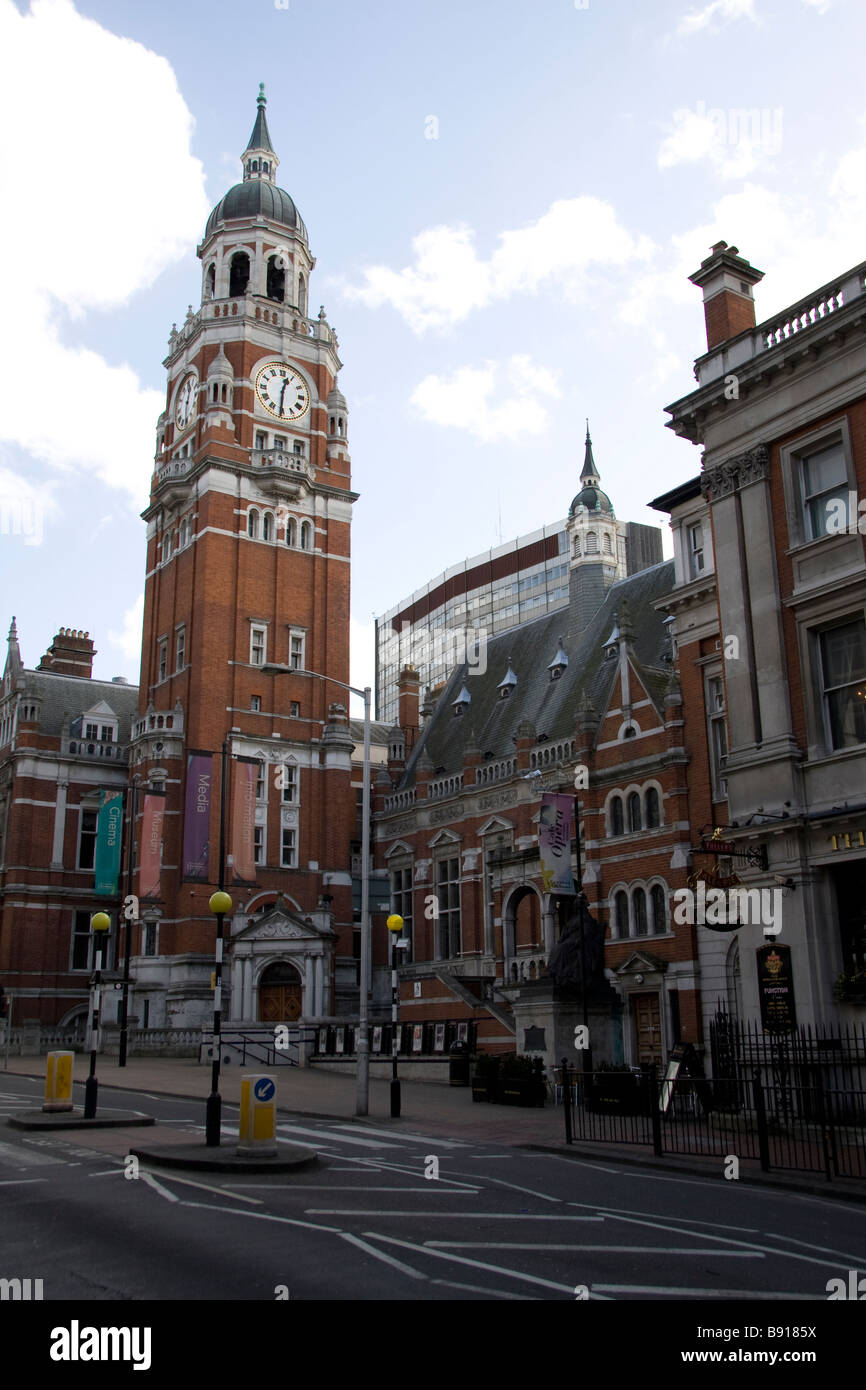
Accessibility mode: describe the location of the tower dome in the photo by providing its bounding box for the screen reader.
[203,85,308,243]
[568,420,615,516]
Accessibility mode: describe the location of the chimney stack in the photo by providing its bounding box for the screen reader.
[397,664,421,755]
[37,628,95,679]
[689,242,765,351]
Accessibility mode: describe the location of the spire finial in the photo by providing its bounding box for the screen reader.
[257,82,266,106]
[580,420,599,482]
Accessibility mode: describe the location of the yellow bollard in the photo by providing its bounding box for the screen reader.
[238,1074,277,1157]
[44,1051,74,1112]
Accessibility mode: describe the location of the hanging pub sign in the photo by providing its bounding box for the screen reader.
[539,793,576,895]
[757,943,797,1033]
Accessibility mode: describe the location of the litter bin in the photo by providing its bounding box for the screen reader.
[449,1041,470,1086]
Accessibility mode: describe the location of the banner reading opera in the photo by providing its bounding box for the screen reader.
[538,793,576,895]
[183,752,213,881]
[139,793,166,899]
[231,756,258,883]
[94,789,124,895]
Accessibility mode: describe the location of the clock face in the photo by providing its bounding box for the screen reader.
[255,361,310,421]
[175,373,197,431]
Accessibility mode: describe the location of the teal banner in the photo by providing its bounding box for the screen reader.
[95,789,124,895]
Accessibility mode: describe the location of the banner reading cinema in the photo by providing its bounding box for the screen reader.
[94,789,123,895]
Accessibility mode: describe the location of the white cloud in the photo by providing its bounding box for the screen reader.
[676,0,758,35]
[0,0,210,503]
[410,355,561,442]
[342,198,655,333]
[658,103,783,179]
[108,592,143,664]
[801,0,833,10]
[350,616,377,714]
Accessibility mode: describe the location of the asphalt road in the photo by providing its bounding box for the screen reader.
[0,1073,864,1302]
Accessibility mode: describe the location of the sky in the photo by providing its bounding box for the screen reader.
[1,0,862,715]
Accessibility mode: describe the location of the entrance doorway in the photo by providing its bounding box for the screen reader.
[633,993,663,1064]
[258,962,303,1022]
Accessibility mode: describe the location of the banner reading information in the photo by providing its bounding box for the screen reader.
[94,789,124,895]
[538,792,576,895]
[183,752,212,881]
[139,793,166,899]
[231,756,258,883]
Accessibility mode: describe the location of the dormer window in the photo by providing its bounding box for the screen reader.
[497,660,517,701]
[548,637,568,681]
[452,684,471,717]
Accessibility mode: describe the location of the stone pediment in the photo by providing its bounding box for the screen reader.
[234,909,324,943]
[614,951,668,977]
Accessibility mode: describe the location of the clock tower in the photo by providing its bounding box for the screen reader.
[131,87,357,1031]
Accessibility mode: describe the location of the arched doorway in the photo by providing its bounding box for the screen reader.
[258,961,303,1022]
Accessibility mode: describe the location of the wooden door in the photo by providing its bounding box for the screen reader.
[634,993,662,1064]
[258,965,303,1023]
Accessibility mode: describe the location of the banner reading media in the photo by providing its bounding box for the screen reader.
[183,752,213,881]
[231,756,258,883]
[139,793,166,900]
[538,792,576,895]
[94,789,124,895]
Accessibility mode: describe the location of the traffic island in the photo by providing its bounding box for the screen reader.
[8,1108,156,1131]
[127,1140,318,1174]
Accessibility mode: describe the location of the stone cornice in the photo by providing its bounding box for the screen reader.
[701,444,769,502]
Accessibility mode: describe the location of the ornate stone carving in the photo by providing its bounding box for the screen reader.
[478,787,518,811]
[701,444,769,501]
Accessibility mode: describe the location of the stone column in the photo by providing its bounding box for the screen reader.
[305,955,315,1017]
[242,956,254,1020]
[314,955,324,1016]
[51,779,68,869]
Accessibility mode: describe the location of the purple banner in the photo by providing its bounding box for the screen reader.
[538,792,576,895]
[183,752,212,881]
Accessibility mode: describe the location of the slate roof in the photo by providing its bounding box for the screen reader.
[401,559,675,785]
[22,671,140,741]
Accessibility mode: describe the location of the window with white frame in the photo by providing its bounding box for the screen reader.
[71,909,94,969]
[644,786,660,828]
[614,890,629,939]
[633,886,648,936]
[706,673,728,800]
[255,431,267,451]
[254,824,265,866]
[248,508,260,540]
[281,762,298,803]
[175,626,185,672]
[250,624,267,667]
[390,864,413,961]
[290,701,300,718]
[142,921,158,957]
[281,827,297,867]
[799,439,849,541]
[251,695,261,712]
[817,617,866,750]
[158,640,167,683]
[650,883,667,934]
[77,808,98,869]
[299,520,312,551]
[289,630,305,671]
[436,856,461,959]
[687,522,704,578]
[286,517,297,547]
[255,760,266,800]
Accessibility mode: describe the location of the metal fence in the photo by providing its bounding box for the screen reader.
[559,1059,866,1181]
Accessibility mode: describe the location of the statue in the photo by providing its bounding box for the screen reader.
[546,893,609,996]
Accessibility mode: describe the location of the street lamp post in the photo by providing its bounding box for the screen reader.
[206,737,232,1147]
[83,912,111,1119]
[386,914,406,1117]
[263,662,373,1117]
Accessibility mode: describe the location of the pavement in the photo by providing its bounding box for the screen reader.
[3,1053,865,1202]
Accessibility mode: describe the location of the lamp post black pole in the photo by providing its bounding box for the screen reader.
[118,777,139,1068]
[206,738,231,1147]
[83,914,111,1119]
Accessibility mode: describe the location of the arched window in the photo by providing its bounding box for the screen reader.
[573,535,581,558]
[633,887,648,936]
[252,160,259,172]
[263,511,274,542]
[286,517,297,547]
[205,264,215,300]
[603,532,612,554]
[298,273,307,316]
[628,791,641,833]
[300,521,311,550]
[262,161,269,174]
[610,795,624,837]
[645,787,660,828]
[329,416,335,434]
[248,508,259,539]
[651,884,667,934]
[266,255,285,302]
[586,531,598,554]
[229,251,250,297]
[614,891,629,939]
[221,384,228,402]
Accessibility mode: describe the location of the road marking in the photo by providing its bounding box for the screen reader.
[331,1124,467,1149]
[592,1284,818,1299]
[231,1185,480,1193]
[140,1171,180,1203]
[566,1199,759,1234]
[0,1140,63,1166]
[139,1169,263,1206]
[306,1211,601,1220]
[482,1178,562,1204]
[0,1178,48,1186]
[339,1231,429,1280]
[431,1278,536,1300]
[88,1170,126,1177]
[425,1242,761,1256]
[362,1232,585,1295]
[173,1197,346,1235]
[771,1233,866,1263]
[601,1211,847,1270]
[319,1153,480,1190]
[277,1124,402,1150]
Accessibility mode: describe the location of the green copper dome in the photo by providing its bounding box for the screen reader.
[205,182,308,242]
